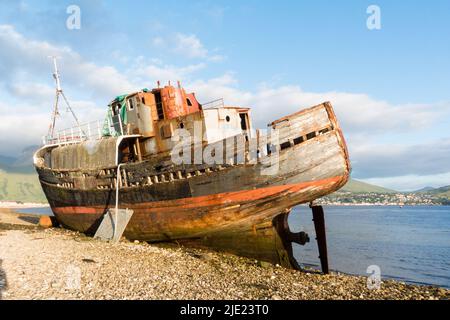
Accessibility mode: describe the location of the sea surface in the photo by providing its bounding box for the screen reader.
[17,205,450,289]
[289,205,450,289]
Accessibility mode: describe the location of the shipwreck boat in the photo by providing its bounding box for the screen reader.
[34,67,350,272]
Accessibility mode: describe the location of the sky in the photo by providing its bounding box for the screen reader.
[0,0,449,191]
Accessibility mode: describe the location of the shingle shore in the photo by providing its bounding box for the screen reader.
[0,213,448,300]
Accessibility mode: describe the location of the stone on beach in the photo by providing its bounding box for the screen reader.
[38,216,53,228]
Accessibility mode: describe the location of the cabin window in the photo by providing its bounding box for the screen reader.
[293,136,304,145]
[239,113,248,130]
[186,98,192,107]
[306,132,317,140]
[112,103,120,116]
[127,98,135,111]
[154,91,164,120]
[267,144,276,155]
[225,116,231,122]
[179,122,184,129]
[280,141,291,150]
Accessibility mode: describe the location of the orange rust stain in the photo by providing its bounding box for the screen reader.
[252,224,257,236]
[52,176,342,215]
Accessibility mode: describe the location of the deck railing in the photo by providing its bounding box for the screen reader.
[42,118,122,146]
[42,98,226,145]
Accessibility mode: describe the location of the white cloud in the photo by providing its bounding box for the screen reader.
[132,62,206,84]
[110,50,130,65]
[152,36,164,47]
[190,73,252,105]
[362,172,450,192]
[189,74,450,135]
[208,54,226,62]
[350,139,450,178]
[174,33,208,58]
[0,27,202,122]
[0,24,135,98]
[6,82,55,104]
[1,24,449,189]
[0,100,50,153]
[0,95,105,155]
[151,32,226,62]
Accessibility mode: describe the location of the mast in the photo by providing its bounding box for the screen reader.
[47,56,84,140]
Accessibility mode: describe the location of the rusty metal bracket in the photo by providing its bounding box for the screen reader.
[310,203,329,274]
[288,230,310,245]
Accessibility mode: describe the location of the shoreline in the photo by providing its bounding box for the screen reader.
[0,202,49,209]
[299,203,449,207]
[0,209,448,300]
[1,202,449,210]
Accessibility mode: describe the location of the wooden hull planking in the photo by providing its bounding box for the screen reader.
[34,102,350,267]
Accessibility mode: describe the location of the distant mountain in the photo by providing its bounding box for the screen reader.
[0,170,46,203]
[14,145,39,167]
[333,180,450,205]
[423,185,450,198]
[340,179,397,194]
[0,145,38,174]
[0,155,16,166]
[414,186,436,193]
[0,147,46,203]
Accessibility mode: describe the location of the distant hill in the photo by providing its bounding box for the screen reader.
[0,170,46,203]
[340,179,397,194]
[0,145,38,174]
[410,185,450,203]
[414,186,436,193]
[0,147,46,203]
[0,155,18,172]
[423,185,450,198]
[0,155,16,166]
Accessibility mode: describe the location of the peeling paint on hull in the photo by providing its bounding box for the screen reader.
[47,176,345,241]
[34,101,351,268]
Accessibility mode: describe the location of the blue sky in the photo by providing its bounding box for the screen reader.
[0,0,449,190]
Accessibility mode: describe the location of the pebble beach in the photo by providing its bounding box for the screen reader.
[0,209,448,300]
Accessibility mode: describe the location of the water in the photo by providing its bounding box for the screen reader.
[16,207,53,216]
[289,205,450,289]
[17,205,450,288]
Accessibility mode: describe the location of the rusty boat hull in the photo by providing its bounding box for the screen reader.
[34,101,350,267]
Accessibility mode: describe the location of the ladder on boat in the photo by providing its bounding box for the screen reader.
[94,164,133,243]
